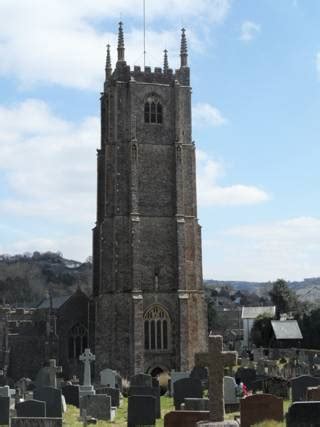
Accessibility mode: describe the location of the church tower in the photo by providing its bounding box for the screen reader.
[93,23,208,377]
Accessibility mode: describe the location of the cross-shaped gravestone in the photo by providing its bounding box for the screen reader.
[48,359,62,388]
[195,335,237,422]
[79,349,95,387]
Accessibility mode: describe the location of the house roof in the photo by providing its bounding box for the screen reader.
[271,320,303,340]
[241,306,276,319]
[36,295,71,310]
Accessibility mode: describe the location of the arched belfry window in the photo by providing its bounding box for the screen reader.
[144,95,163,124]
[68,323,88,360]
[144,305,170,351]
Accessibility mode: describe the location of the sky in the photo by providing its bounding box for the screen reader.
[0,0,320,282]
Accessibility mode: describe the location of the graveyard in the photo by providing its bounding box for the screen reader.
[1,3,320,427]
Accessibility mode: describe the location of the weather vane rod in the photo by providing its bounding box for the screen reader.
[143,0,146,67]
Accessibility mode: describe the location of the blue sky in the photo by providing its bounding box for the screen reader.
[0,0,320,281]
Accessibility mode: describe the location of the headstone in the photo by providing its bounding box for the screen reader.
[80,394,113,421]
[291,375,320,402]
[240,394,283,427]
[263,376,289,399]
[170,370,189,396]
[152,378,161,419]
[164,410,210,427]
[307,385,320,401]
[286,401,320,426]
[128,385,160,418]
[11,419,62,427]
[173,377,203,410]
[195,335,237,422]
[127,395,156,427]
[79,348,96,398]
[223,376,238,405]
[235,367,257,390]
[0,385,15,398]
[34,386,62,418]
[184,398,209,411]
[16,399,46,417]
[0,396,10,425]
[100,368,116,388]
[35,360,62,390]
[130,373,152,387]
[62,384,80,407]
[190,366,208,388]
[96,387,120,407]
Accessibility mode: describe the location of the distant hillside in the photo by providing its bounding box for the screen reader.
[0,252,92,304]
[1,251,320,305]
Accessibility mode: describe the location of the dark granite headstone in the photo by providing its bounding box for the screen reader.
[16,399,46,417]
[128,386,160,418]
[184,397,209,411]
[96,386,120,407]
[263,376,289,399]
[127,395,156,427]
[286,401,320,426]
[130,373,152,387]
[80,394,112,421]
[291,375,320,402]
[190,366,208,386]
[61,384,80,408]
[173,377,203,410]
[11,418,62,427]
[0,396,10,425]
[34,386,62,417]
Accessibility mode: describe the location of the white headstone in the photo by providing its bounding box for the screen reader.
[79,348,96,398]
[224,376,238,405]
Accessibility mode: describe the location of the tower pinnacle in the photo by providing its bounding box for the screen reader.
[105,44,112,78]
[163,49,169,72]
[180,28,188,67]
[117,21,125,63]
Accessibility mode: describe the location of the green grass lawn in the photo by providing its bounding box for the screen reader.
[63,396,291,427]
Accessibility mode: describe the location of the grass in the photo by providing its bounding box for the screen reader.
[63,396,292,427]
[63,396,173,427]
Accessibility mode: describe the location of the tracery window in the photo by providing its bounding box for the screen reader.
[144,305,170,351]
[68,323,88,360]
[144,97,163,124]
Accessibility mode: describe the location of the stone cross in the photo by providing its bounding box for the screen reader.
[48,359,62,388]
[195,335,237,422]
[79,348,95,386]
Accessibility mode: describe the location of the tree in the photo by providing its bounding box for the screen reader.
[251,315,273,347]
[269,279,298,318]
[301,308,320,349]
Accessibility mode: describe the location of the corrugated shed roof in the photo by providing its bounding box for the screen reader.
[271,320,303,340]
[241,306,276,319]
[36,295,71,309]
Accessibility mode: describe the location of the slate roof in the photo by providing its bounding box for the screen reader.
[241,306,276,319]
[36,295,71,309]
[271,320,303,340]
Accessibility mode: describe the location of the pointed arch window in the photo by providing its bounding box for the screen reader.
[144,96,163,124]
[68,323,88,360]
[144,305,170,351]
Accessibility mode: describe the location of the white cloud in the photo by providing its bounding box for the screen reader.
[0,0,230,90]
[240,21,261,42]
[193,103,227,127]
[196,150,269,206]
[203,217,320,281]
[0,99,98,225]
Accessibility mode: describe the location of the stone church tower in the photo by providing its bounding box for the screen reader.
[93,23,208,377]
